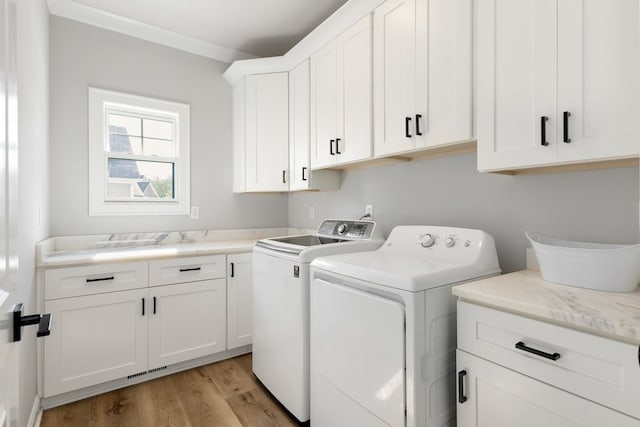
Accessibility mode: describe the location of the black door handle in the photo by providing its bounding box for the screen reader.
[12,303,51,342]
[563,111,571,143]
[86,276,114,283]
[153,296,157,315]
[302,167,307,181]
[330,139,335,155]
[515,341,561,361]
[179,267,201,272]
[405,117,412,138]
[230,262,235,278]
[458,370,467,403]
[282,170,286,184]
[335,138,341,154]
[142,298,145,316]
[540,116,549,146]
[415,114,423,136]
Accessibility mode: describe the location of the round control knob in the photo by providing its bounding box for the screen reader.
[337,223,348,235]
[420,234,435,248]
[444,236,455,248]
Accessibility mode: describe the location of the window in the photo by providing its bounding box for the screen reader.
[88,88,190,215]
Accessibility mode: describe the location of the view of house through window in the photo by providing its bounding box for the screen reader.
[107,113,176,200]
[89,88,190,215]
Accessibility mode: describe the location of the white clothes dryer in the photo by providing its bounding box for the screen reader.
[309,226,501,427]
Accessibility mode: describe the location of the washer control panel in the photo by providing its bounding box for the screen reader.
[317,219,376,239]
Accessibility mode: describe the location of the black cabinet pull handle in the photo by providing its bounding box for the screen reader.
[302,167,307,181]
[405,117,412,138]
[515,341,561,361]
[153,296,157,315]
[415,114,423,136]
[86,276,114,283]
[282,170,286,184]
[142,298,145,316]
[458,370,467,403]
[563,111,571,143]
[179,267,201,272]
[540,116,549,146]
[335,138,341,154]
[330,139,335,155]
[230,262,235,278]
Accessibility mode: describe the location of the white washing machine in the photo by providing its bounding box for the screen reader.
[309,226,501,427]
[252,219,384,422]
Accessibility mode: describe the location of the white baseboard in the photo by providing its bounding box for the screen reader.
[27,395,41,427]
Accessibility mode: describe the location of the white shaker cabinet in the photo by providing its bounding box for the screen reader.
[233,72,289,192]
[456,351,639,427]
[289,60,339,191]
[373,0,472,156]
[43,288,149,397]
[226,252,253,349]
[477,0,640,172]
[456,301,640,425]
[310,14,372,169]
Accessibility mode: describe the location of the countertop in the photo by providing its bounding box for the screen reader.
[452,269,640,344]
[37,227,311,267]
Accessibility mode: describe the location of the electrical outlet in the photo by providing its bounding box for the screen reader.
[190,206,199,219]
[309,206,315,220]
[365,204,373,218]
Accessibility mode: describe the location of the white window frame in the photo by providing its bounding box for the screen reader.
[88,87,190,215]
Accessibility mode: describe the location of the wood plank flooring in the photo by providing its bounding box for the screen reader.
[40,353,303,427]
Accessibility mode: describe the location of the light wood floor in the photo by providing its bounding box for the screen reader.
[40,353,303,427]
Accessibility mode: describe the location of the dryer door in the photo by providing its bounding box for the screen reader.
[311,277,406,427]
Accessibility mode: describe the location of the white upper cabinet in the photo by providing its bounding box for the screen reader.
[234,72,289,192]
[289,60,339,191]
[311,14,373,168]
[373,0,472,157]
[477,0,640,172]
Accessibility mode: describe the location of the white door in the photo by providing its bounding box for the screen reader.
[310,40,338,168]
[227,253,253,349]
[311,278,405,427]
[289,60,311,191]
[148,279,226,369]
[557,0,640,162]
[373,0,417,156]
[336,14,372,164]
[0,0,19,423]
[476,0,558,171]
[244,73,289,191]
[456,350,639,426]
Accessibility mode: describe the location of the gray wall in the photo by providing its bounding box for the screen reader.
[289,153,639,273]
[49,17,288,236]
[17,0,50,425]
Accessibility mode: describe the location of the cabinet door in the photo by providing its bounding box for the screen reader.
[421,0,472,148]
[289,60,311,191]
[336,14,373,164]
[457,350,639,427]
[311,40,338,168]
[43,288,148,397]
[148,279,226,370]
[476,0,558,171]
[373,0,417,156]
[227,253,253,349]
[557,0,640,162]
[245,73,289,191]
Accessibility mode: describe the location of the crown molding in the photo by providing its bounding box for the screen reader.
[47,0,257,63]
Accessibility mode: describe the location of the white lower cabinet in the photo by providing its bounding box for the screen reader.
[227,252,253,349]
[43,288,149,397]
[42,253,253,399]
[456,301,640,425]
[456,350,639,427]
[148,279,226,369]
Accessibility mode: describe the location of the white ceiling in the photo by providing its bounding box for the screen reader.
[48,0,349,62]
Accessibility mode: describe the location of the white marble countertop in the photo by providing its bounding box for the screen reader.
[37,227,312,267]
[452,269,640,344]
